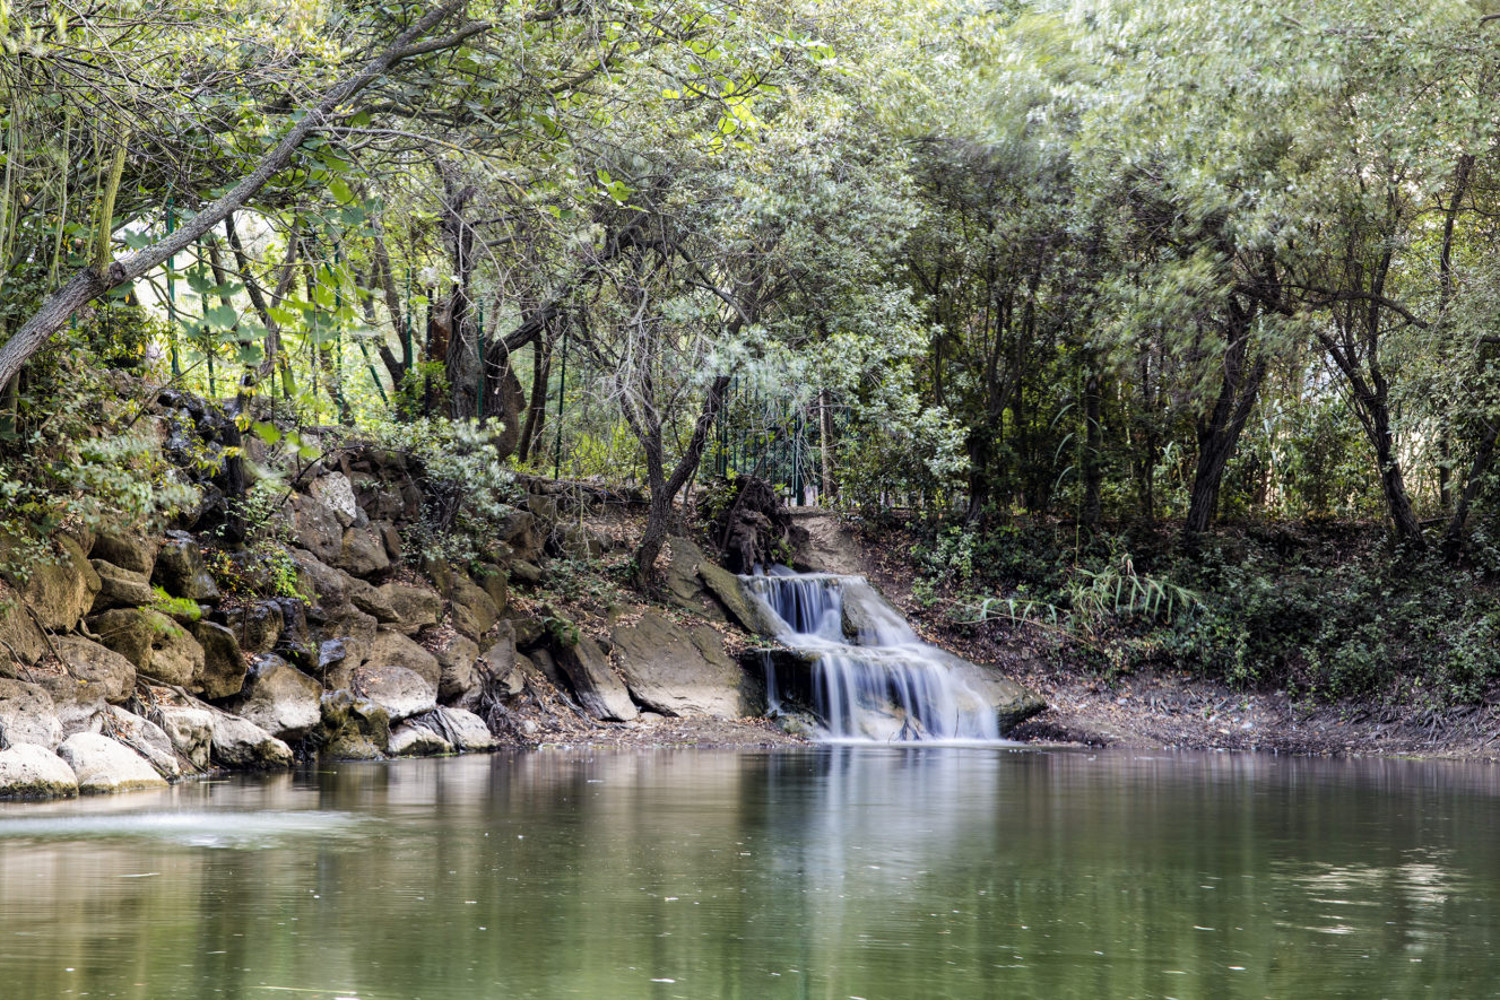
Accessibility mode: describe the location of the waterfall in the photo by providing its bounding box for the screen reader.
[743,569,1007,743]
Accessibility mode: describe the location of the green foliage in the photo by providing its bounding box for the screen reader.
[147,586,202,624]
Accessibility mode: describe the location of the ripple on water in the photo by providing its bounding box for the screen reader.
[0,810,364,848]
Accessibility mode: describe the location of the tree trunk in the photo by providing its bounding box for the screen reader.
[517,335,552,463]
[0,1,474,391]
[1185,299,1267,534]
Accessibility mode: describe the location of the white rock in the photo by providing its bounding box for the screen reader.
[58,732,168,794]
[0,743,78,798]
[438,707,498,751]
[158,706,215,770]
[387,724,451,757]
[94,706,181,778]
[310,472,360,527]
[210,713,294,769]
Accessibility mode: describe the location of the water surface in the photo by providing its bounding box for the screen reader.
[2,748,1498,999]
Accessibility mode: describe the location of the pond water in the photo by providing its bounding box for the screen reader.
[2,748,1499,999]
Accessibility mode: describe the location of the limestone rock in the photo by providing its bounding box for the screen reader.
[227,655,322,741]
[451,575,499,639]
[91,531,157,576]
[355,629,441,690]
[18,535,101,632]
[309,472,359,527]
[0,679,62,749]
[351,582,442,630]
[431,632,480,703]
[210,713,294,768]
[89,559,155,612]
[498,509,544,563]
[191,620,247,699]
[510,560,545,586]
[218,602,283,655]
[94,706,180,778]
[435,707,498,751]
[0,591,46,665]
[157,706,214,769]
[319,690,390,760]
[58,732,168,794]
[142,614,205,688]
[87,607,159,671]
[336,523,390,577]
[663,536,722,620]
[475,564,508,613]
[44,635,136,724]
[347,664,437,721]
[152,531,220,603]
[289,493,343,563]
[611,612,748,719]
[554,635,637,722]
[699,561,785,636]
[0,743,78,798]
[387,723,451,756]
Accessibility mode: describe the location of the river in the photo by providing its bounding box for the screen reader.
[1,747,1497,999]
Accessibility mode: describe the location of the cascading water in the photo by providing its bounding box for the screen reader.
[743,567,1006,743]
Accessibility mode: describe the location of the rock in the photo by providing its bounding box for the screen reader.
[218,602,283,655]
[91,531,157,576]
[476,628,522,697]
[554,635,637,721]
[289,493,343,563]
[290,548,350,605]
[527,493,559,523]
[309,472,359,527]
[498,510,544,563]
[510,560,544,586]
[387,723,452,756]
[89,559,156,612]
[355,629,441,690]
[152,531,220,603]
[87,607,159,671]
[949,661,1048,733]
[475,564,508,612]
[554,524,607,560]
[422,557,456,598]
[663,536,723,620]
[528,648,564,689]
[318,690,390,760]
[0,590,46,665]
[699,561,785,636]
[431,632,480,703]
[226,654,322,741]
[17,535,101,631]
[379,523,403,562]
[157,706,214,769]
[190,620,247,699]
[451,575,499,639]
[43,636,136,727]
[210,713,294,768]
[0,679,63,749]
[0,743,78,798]
[141,614,205,688]
[440,707,498,750]
[336,523,390,577]
[352,582,442,630]
[58,732,168,793]
[347,664,437,721]
[94,706,180,777]
[611,612,748,718]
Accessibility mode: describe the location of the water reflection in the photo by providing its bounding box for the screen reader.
[0,749,1497,998]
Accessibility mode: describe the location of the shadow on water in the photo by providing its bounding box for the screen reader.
[0,749,1498,999]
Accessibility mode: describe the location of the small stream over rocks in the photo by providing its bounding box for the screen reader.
[743,568,1042,742]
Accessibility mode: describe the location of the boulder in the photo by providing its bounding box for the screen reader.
[451,576,499,640]
[18,535,100,631]
[351,582,442,630]
[318,690,390,760]
[699,561,785,636]
[554,635,637,722]
[89,559,156,612]
[439,707,498,751]
[209,713,294,768]
[141,615,205,688]
[309,472,359,527]
[191,620,247,699]
[0,679,63,749]
[218,602,283,655]
[58,732,168,794]
[226,655,322,741]
[347,664,437,721]
[475,631,524,701]
[43,636,136,729]
[289,493,343,563]
[87,607,160,670]
[157,706,214,769]
[90,531,157,576]
[431,632,480,703]
[510,560,545,587]
[498,509,544,563]
[475,564,508,613]
[662,536,723,620]
[94,706,180,778]
[611,612,748,718]
[336,523,390,577]
[387,723,451,756]
[152,531,220,603]
[0,589,46,665]
[0,743,78,798]
[378,523,403,563]
[355,629,441,690]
